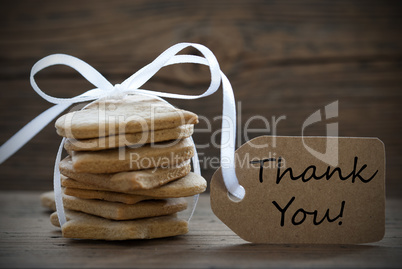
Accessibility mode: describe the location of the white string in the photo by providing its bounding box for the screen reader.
[54,137,67,225]
[188,135,201,222]
[0,42,245,228]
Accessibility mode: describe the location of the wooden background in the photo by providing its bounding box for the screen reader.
[0,0,401,196]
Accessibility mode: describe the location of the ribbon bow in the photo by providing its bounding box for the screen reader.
[0,42,245,226]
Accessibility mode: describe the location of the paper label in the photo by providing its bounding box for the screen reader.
[210,136,385,244]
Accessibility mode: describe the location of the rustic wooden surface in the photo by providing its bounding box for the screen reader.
[0,0,401,196]
[0,192,401,268]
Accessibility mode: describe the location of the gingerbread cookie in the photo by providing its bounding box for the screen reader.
[56,94,198,139]
[51,210,188,240]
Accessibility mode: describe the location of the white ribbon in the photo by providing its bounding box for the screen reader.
[0,42,245,227]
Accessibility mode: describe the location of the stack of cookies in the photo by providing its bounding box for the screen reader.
[41,94,206,240]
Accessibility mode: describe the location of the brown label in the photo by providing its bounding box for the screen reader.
[210,136,385,244]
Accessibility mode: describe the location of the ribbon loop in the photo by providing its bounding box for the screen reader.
[30,54,114,104]
[0,42,245,227]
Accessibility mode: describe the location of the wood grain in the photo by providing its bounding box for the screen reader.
[0,1,401,196]
[0,192,401,268]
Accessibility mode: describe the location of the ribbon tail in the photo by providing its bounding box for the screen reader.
[220,72,245,200]
[0,103,71,164]
[54,137,67,227]
[187,136,201,223]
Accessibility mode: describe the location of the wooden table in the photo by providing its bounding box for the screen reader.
[0,192,401,268]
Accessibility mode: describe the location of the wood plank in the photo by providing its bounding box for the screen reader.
[1,0,401,77]
[0,192,401,268]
